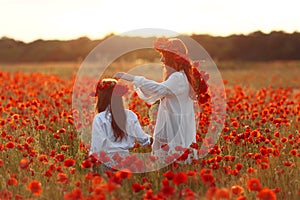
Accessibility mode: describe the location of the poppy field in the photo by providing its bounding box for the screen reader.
[0,61,300,200]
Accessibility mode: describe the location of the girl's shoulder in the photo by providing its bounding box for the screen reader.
[95,110,108,117]
[124,109,138,120]
[94,110,111,123]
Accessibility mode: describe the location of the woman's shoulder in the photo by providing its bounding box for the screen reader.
[166,70,187,85]
[170,70,185,79]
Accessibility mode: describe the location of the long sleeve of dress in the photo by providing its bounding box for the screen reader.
[133,72,186,104]
[90,115,105,155]
[126,110,151,146]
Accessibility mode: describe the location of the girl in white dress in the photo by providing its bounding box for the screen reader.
[90,78,153,168]
[114,38,201,162]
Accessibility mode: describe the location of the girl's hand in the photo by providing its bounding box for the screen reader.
[113,72,134,81]
[150,137,154,146]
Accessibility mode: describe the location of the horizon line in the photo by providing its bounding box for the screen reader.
[1,29,299,44]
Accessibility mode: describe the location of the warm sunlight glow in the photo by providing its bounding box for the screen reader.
[0,0,299,42]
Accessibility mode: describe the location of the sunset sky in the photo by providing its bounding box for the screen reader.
[1,0,299,42]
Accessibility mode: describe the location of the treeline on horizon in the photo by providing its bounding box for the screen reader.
[1,31,300,63]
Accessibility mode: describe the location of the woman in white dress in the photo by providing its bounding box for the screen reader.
[114,38,199,161]
[90,78,153,168]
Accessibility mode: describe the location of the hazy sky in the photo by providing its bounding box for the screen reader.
[1,0,299,42]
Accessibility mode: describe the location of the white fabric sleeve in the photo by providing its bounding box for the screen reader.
[127,112,151,146]
[133,72,186,104]
[90,116,106,155]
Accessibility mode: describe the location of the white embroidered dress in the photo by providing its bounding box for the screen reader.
[90,108,151,163]
[133,70,196,157]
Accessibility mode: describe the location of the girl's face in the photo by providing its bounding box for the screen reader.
[160,55,165,64]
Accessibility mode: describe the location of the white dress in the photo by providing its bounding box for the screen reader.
[133,70,196,157]
[90,108,151,165]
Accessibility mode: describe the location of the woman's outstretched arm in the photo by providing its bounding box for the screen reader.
[113,72,186,104]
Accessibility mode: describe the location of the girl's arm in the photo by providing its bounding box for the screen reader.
[126,111,153,146]
[90,116,103,155]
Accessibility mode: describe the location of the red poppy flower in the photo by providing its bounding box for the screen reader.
[7,177,18,186]
[44,169,52,178]
[247,167,255,174]
[57,173,68,184]
[101,182,118,193]
[115,169,132,179]
[64,188,83,200]
[235,163,243,171]
[246,178,262,192]
[256,188,277,200]
[190,142,199,149]
[283,161,294,167]
[280,137,287,143]
[200,173,214,185]
[132,182,145,193]
[64,159,75,167]
[206,187,218,199]
[37,124,46,130]
[214,188,230,200]
[15,194,23,200]
[55,154,65,162]
[289,149,297,156]
[38,154,48,163]
[26,136,34,144]
[173,172,187,185]
[27,180,42,196]
[187,170,196,176]
[57,128,66,134]
[160,178,175,197]
[0,188,13,199]
[231,185,244,195]
[273,131,280,138]
[5,141,14,149]
[231,121,239,129]
[261,163,269,170]
[81,160,92,168]
[85,172,94,181]
[272,187,281,193]
[60,145,70,151]
[92,176,103,186]
[19,158,29,169]
[163,170,175,180]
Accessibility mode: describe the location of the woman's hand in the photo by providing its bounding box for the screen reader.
[113,72,134,82]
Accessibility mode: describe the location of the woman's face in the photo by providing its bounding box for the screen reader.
[161,54,176,73]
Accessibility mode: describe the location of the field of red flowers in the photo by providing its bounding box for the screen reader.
[0,61,300,200]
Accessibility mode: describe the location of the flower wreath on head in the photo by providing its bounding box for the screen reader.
[94,78,129,97]
[153,37,211,105]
